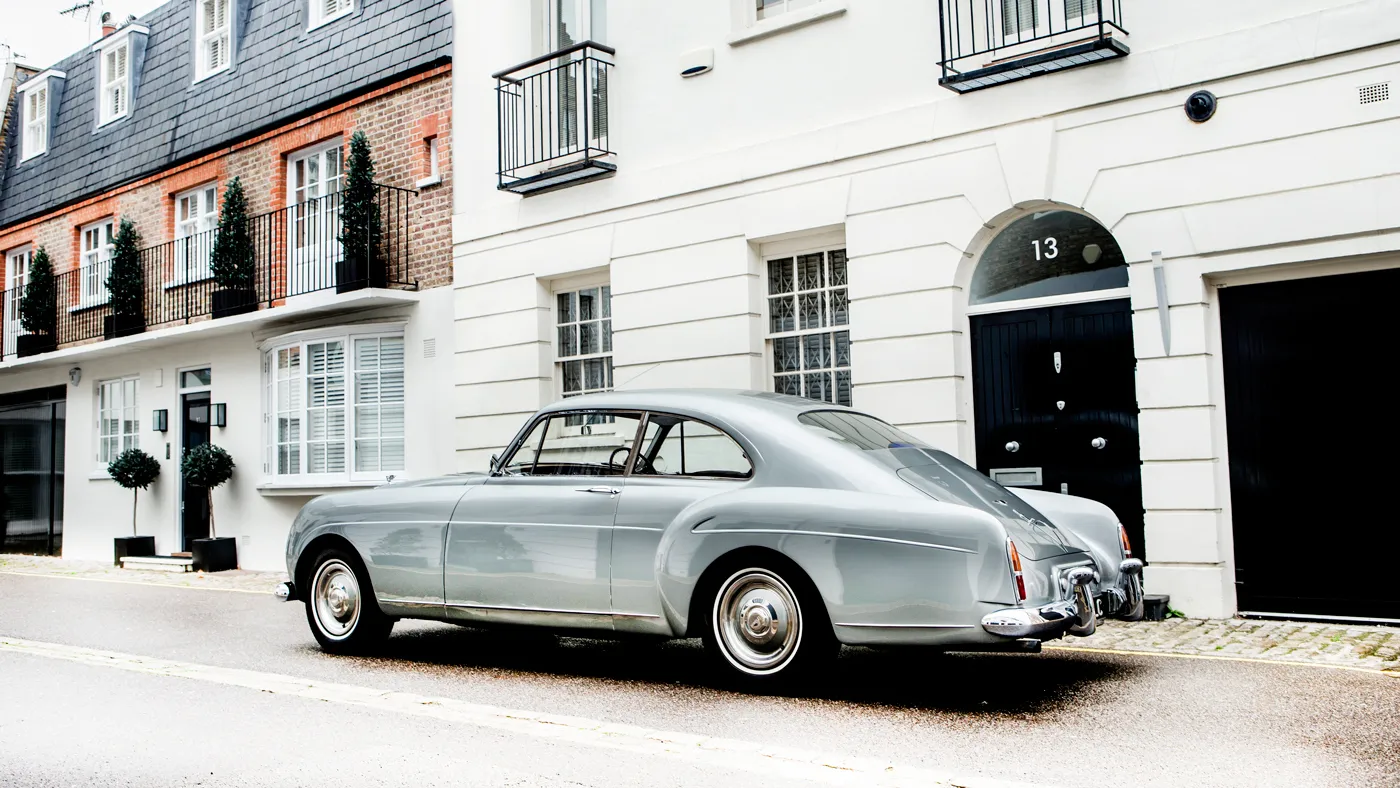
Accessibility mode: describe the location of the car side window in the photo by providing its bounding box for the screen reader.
[635,415,752,479]
[528,411,644,477]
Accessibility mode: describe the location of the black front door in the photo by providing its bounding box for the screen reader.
[181,392,211,551]
[1221,268,1400,620]
[971,298,1145,558]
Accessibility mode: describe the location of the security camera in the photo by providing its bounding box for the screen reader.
[1185,90,1217,123]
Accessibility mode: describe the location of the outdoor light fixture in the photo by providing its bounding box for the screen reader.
[211,403,227,428]
[152,409,169,432]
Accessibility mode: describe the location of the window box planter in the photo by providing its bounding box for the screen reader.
[16,333,57,357]
[192,536,238,572]
[212,288,257,319]
[113,535,156,566]
[103,313,145,340]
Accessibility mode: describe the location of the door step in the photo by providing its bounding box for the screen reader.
[121,555,196,573]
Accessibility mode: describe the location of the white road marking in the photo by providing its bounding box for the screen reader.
[0,635,1047,788]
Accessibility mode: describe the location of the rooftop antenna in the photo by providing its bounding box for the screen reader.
[58,0,99,46]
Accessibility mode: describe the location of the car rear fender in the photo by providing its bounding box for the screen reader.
[1007,487,1128,587]
[653,486,1017,638]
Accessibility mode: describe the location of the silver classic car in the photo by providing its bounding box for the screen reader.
[278,390,1143,683]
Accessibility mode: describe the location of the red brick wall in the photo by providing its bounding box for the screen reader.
[0,66,452,293]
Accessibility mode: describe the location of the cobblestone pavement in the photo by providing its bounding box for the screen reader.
[4,554,1397,676]
[1049,616,1400,674]
[0,554,286,594]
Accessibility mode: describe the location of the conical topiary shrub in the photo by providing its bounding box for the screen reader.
[17,246,57,356]
[103,218,145,339]
[210,177,257,318]
[336,131,384,293]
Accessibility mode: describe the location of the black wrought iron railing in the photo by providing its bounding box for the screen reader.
[0,183,415,360]
[495,41,615,193]
[938,0,1127,80]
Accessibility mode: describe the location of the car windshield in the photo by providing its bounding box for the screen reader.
[797,410,929,450]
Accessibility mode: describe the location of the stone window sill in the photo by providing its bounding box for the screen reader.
[728,1,847,47]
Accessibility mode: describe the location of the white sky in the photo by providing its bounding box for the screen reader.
[2,0,169,73]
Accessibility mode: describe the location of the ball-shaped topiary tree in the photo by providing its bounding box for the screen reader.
[181,443,235,538]
[108,448,161,536]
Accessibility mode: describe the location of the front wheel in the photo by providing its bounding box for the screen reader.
[702,564,836,685]
[304,549,393,654]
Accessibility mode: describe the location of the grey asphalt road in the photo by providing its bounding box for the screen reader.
[0,573,1396,788]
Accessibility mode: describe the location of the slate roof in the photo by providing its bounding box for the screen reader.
[0,0,451,229]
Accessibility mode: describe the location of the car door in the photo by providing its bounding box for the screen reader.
[610,413,755,633]
[443,409,644,629]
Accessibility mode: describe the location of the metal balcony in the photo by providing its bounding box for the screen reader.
[937,0,1128,93]
[1,184,415,361]
[495,42,616,196]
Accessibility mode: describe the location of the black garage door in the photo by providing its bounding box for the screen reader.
[1221,268,1400,621]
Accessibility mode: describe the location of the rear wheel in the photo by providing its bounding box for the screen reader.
[702,562,836,685]
[304,548,393,654]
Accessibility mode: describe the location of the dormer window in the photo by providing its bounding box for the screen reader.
[99,40,131,124]
[310,0,353,29]
[197,0,232,79]
[21,80,49,160]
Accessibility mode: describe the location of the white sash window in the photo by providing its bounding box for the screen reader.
[97,376,140,465]
[172,184,219,285]
[100,41,131,125]
[4,247,33,356]
[310,0,354,29]
[22,83,48,159]
[79,219,115,310]
[197,0,232,78]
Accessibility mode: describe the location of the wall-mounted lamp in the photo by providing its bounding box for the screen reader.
[152,409,169,432]
[211,403,227,428]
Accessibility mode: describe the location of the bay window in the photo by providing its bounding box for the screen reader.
[263,327,405,483]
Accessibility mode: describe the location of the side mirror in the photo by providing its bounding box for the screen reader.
[489,454,500,474]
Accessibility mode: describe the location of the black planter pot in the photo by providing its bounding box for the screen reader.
[335,256,386,294]
[212,288,258,319]
[103,313,145,340]
[192,537,238,572]
[114,535,156,566]
[16,332,57,357]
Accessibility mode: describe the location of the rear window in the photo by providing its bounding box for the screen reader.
[797,411,929,450]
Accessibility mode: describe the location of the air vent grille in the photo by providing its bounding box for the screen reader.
[1359,82,1390,105]
[423,337,437,358]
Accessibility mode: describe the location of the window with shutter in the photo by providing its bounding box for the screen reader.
[22,83,48,158]
[100,42,131,124]
[310,0,354,28]
[263,329,405,482]
[1001,0,1039,37]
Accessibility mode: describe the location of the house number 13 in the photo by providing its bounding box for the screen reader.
[1032,237,1059,260]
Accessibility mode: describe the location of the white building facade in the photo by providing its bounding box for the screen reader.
[452,0,1400,620]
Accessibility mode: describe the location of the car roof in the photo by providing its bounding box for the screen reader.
[536,388,856,422]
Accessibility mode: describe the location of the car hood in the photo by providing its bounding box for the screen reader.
[880,448,1087,560]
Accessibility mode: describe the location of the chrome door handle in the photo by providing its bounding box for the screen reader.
[1091,437,1107,449]
[578,486,620,496]
[1005,441,1020,453]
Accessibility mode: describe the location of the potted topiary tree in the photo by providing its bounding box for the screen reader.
[17,246,57,356]
[107,448,161,565]
[181,442,237,572]
[103,218,145,339]
[336,131,384,294]
[210,177,257,318]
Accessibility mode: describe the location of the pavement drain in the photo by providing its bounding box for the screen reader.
[3,554,1397,675]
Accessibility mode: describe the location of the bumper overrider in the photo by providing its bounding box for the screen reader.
[981,558,1144,640]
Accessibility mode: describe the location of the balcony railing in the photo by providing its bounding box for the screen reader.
[0,183,415,361]
[495,41,616,195]
[937,0,1128,93]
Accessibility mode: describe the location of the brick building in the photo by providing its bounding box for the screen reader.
[0,0,452,570]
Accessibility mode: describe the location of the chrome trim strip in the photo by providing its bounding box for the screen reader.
[695,527,977,554]
[613,526,664,532]
[378,598,446,609]
[834,622,975,629]
[438,600,660,619]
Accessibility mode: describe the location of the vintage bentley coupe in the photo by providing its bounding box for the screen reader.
[277,390,1143,682]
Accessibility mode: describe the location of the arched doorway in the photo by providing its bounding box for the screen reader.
[966,209,1146,559]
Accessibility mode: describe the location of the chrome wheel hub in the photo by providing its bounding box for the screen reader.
[715,569,802,674]
[312,560,361,640]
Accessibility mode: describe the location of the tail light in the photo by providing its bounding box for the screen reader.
[1006,538,1026,603]
[1119,524,1133,558]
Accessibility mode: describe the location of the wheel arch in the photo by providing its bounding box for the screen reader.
[294,532,367,593]
[682,545,831,638]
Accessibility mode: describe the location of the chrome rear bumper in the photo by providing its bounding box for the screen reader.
[982,565,1098,639]
[274,581,297,602]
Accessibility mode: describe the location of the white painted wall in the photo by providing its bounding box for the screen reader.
[0,287,457,571]
[452,0,1400,616]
